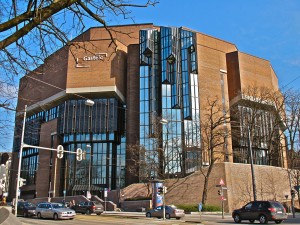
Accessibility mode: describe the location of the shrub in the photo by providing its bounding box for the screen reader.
[124,197,152,201]
[175,204,221,212]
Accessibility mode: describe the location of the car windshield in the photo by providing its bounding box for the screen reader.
[52,203,64,209]
[92,201,101,205]
[24,202,35,207]
[271,202,284,209]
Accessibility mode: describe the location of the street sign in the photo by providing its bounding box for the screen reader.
[87,191,91,199]
[198,203,203,212]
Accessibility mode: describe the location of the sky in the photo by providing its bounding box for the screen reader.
[1,0,300,152]
[127,0,300,89]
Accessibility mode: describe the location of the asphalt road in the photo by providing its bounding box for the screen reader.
[16,212,300,225]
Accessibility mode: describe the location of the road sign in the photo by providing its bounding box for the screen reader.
[198,203,203,212]
[219,179,225,186]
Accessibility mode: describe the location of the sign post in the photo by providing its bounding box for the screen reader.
[218,178,226,219]
[198,202,203,221]
[104,188,108,213]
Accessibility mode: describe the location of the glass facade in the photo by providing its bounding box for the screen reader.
[14,98,126,195]
[139,27,201,178]
[232,105,282,166]
[59,98,126,194]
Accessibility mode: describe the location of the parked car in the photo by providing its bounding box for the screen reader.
[36,202,76,220]
[12,201,36,217]
[232,201,287,224]
[72,201,104,215]
[146,205,185,220]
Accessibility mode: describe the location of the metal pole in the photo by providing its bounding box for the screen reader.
[248,126,257,201]
[53,157,57,197]
[15,105,27,216]
[288,170,296,218]
[221,187,224,219]
[88,153,91,195]
[163,186,165,220]
[87,145,91,198]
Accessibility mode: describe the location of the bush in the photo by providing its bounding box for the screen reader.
[175,204,221,212]
[124,197,152,201]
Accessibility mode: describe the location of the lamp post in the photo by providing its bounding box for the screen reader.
[15,105,27,216]
[159,118,168,220]
[87,144,92,198]
[247,125,257,201]
[85,99,94,198]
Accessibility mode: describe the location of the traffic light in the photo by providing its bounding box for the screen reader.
[163,186,168,194]
[82,151,86,160]
[19,178,26,187]
[57,145,64,159]
[218,190,221,195]
[76,148,83,161]
[158,186,163,195]
[291,189,295,198]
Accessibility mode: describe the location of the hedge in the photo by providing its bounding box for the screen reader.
[175,204,221,212]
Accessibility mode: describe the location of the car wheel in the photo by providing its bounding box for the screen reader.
[249,220,255,223]
[146,212,151,218]
[259,214,268,224]
[37,212,42,219]
[165,213,171,219]
[275,220,282,224]
[96,213,102,215]
[176,217,181,220]
[53,213,59,220]
[233,214,241,223]
[86,209,91,215]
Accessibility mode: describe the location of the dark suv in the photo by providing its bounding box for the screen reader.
[232,201,287,224]
[72,201,104,215]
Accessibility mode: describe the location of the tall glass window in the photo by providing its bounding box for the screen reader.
[139,26,201,178]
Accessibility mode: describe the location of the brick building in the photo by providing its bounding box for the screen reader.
[10,24,287,203]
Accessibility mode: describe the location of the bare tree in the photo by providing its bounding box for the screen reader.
[199,96,230,205]
[0,0,158,149]
[230,86,286,167]
[281,89,300,205]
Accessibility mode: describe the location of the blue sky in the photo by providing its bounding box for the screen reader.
[1,0,299,152]
[128,0,300,89]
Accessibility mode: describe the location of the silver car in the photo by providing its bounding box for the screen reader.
[36,202,76,220]
[146,205,185,220]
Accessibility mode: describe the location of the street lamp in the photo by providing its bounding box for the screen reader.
[159,118,168,220]
[87,144,92,198]
[15,105,27,216]
[231,122,257,201]
[247,125,257,201]
[85,99,94,198]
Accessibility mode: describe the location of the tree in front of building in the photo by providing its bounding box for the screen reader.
[198,96,230,205]
[281,88,300,205]
[0,0,158,149]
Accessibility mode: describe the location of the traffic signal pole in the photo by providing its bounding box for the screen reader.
[15,104,83,216]
[163,188,165,220]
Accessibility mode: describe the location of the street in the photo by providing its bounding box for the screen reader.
[17,212,300,225]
